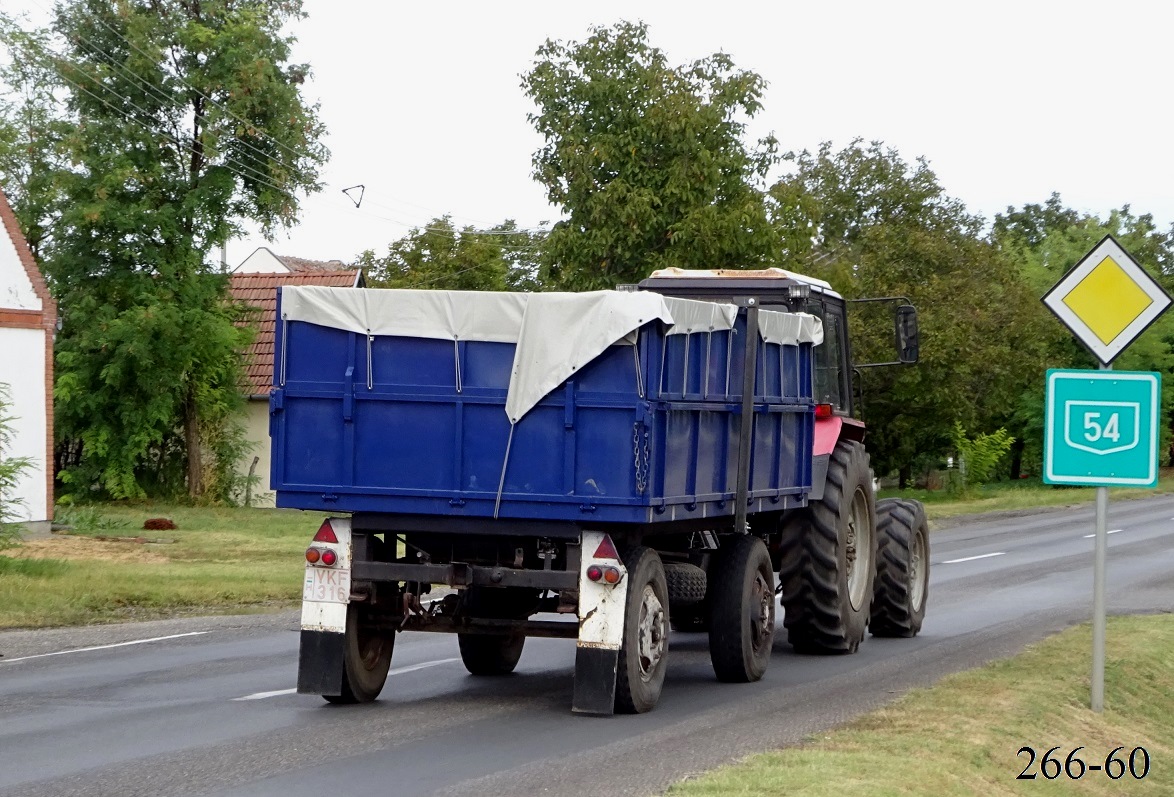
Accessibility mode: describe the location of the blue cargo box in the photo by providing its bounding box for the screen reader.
[270,288,817,526]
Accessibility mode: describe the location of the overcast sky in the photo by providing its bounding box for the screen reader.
[9,0,1174,268]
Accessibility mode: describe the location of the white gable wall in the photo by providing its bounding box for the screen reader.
[0,226,40,311]
[0,328,48,523]
[233,248,290,274]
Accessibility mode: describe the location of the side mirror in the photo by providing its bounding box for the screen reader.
[896,304,919,364]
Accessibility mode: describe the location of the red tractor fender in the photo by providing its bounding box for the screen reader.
[810,415,866,500]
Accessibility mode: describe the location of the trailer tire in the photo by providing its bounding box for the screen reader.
[614,547,669,714]
[708,535,775,683]
[870,498,929,638]
[458,633,525,675]
[324,605,394,704]
[778,440,877,655]
[457,586,528,675]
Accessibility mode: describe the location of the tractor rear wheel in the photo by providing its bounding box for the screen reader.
[778,440,877,654]
[871,498,929,637]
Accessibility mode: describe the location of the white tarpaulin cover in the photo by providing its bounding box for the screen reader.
[661,297,738,334]
[280,287,822,423]
[759,310,824,345]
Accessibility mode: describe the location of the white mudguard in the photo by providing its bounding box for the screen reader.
[572,531,629,714]
[297,518,352,695]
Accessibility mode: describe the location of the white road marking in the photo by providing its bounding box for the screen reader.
[941,552,1006,564]
[0,632,208,664]
[1084,529,1124,538]
[232,656,462,701]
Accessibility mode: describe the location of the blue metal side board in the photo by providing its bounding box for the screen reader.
[271,291,814,524]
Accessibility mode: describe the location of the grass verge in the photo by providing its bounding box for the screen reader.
[0,504,315,628]
[670,614,1173,796]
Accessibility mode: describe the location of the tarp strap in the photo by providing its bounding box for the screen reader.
[494,424,515,519]
[366,331,373,390]
[280,319,288,387]
[632,342,644,399]
[453,340,463,394]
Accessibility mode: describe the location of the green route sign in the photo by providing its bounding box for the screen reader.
[1044,369,1161,487]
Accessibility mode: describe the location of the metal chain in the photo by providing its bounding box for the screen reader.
[633,422,650,494]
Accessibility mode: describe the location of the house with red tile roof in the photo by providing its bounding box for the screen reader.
[0,187,57,530]
[229,263,363,505]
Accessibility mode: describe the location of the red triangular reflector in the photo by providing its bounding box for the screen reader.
[592,535,620,561]
[313,520,338,544]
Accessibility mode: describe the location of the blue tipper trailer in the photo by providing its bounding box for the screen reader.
[276,270,929,714]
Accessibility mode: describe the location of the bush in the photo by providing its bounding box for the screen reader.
[948,422,1015,495]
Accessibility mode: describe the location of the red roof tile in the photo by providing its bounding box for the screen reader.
[230,270,361,395]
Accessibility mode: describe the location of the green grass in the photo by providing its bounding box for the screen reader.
[881,469,1174,523]
[0,504,318,628]
[670,614,1174,796]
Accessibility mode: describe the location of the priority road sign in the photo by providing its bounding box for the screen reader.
[1041,235,1172,365]
[1044,369,1161,487]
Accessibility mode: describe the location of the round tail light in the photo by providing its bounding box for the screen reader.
[586,565,603,582]
[305,547,321,564]
[320,548,338,567]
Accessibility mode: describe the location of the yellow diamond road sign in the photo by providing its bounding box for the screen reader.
[1042,235,1172,364]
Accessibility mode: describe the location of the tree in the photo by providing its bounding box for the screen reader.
[360,216,544,292]
[0,0,327,500]
[521,21,779,290]
[772,140,1048,483]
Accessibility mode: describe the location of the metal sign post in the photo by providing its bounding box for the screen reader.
[1040,235,1171,713]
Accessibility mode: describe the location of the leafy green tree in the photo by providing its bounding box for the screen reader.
[993,195,1174,470]
[360,216,544,292]
[773,140,1048,483]
[0,0,327,500]
[521,21,778,290]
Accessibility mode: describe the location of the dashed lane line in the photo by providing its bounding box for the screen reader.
[1080,525,1127,539]
[232,656,462,701]
[0,632,209,664]
[940,552,1006,565]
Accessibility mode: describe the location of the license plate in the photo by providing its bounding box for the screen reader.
[303,566,351,603]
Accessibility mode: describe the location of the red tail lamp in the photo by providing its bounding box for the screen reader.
[814,403,834,419]
[320,548,338,567]
[587,564,622,584]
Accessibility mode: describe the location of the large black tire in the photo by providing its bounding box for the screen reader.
[707,535,775,683]
[323,605,394,704]
[871,498,929,638]
[614,547,670,714]
[778,440,877,654]
[457,586,528,676]
[458,633,525,675]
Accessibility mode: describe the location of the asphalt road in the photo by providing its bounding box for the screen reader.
[2,496,1172,797]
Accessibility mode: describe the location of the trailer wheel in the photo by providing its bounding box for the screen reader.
[324,605,394,704]
[615,547,669,714]
[870,498,929,638]
[458,633,525,675]
[665,562,708,632]
[707,535,774,682]
[778,440,877,654]
[457,586,527,676]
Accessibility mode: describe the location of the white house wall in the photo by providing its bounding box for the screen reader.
[0,327,48,523]
[239,398,275,507]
